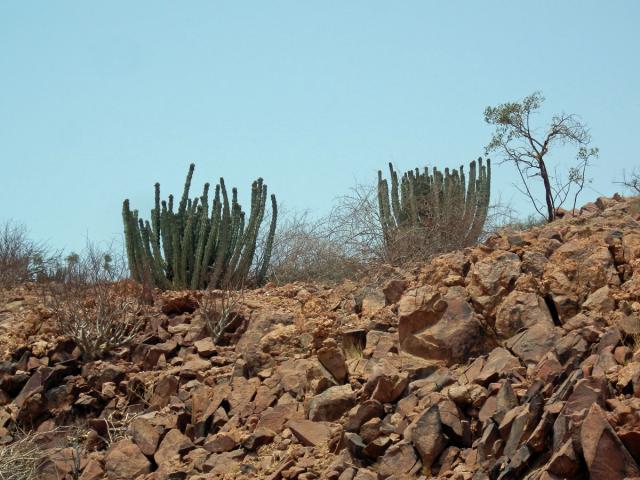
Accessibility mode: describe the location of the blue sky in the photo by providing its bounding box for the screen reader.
[1,1,638,252]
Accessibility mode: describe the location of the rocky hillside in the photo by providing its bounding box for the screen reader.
[2,195,640,479]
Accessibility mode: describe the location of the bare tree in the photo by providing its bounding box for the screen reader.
[484,92,598,222]
[616,169,640,195]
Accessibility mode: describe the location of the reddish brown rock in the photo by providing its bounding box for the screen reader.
[383,279,407,305]
[408,405,446,471]
[129,417,161,456]
[581,403,640,479]
[474,347,524,385]
[154,428,194,468]
[104,439,151,480]
[308,384,356,421]
[377,441,420,478]
[495,292,555,339]
[162,294,198,315]
[399,286,487,364]
[317,339,348,382]
[287,419,332,447]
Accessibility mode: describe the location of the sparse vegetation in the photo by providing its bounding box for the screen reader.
[485,91,598,222]
[0,221,59,289]
[0,432,44,480]
[616,169,640,195]
[200,287,244,345]
[44,245,143,361]
[267,210,368,284]
[122,163,277,291]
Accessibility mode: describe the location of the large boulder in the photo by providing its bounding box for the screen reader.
[398,286,488,364]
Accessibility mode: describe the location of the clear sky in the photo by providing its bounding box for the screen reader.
[1,1,638,252]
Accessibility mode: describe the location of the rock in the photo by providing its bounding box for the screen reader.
[204,432,238,453]
[360,290,386,316]
[162,294,198,315]
[546,439,579,477]
[474,348,524,385]
[154,428,194,468]
[344,399,385,432]
[363,435,391,459]
[383,279,407,305]
[615,313,640,337]
[243,427,275,450]
[129,417,161,456]
[398,286,488,364]
[308,384,356,421]
[582,286,616,313]
[505,323,559,366]
[377,441,420,478]
[363,362,409,404]
[194,337,216,357]
[581,403,640,479]
[408,405,446,471]
[467,251,521,309]
[149,374,179,409]
[79,458,105,480]
[495,292,555,338]
[317,339,348,382]
[287,419,332,447]
[447,383,487,408]
[344,432,366,457]
[202,449,245,475]
[104,439,151,480]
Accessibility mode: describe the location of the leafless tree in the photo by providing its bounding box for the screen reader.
[616,169,640,195]
[484,91,598,222]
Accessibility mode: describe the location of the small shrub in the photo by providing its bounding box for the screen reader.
[267,210,367,284]
[0,221,59,289]
[200,287,244,345]
[44,244,143,361]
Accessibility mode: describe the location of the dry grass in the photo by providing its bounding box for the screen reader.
[0,433,44,480]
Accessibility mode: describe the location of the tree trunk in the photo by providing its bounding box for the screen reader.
[539,158,555,222]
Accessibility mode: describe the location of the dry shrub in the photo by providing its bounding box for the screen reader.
[200,287,244,345]
[44,244,143,361]
[267,185,384,284]
[0,221,60,289]
[0,432,44,480]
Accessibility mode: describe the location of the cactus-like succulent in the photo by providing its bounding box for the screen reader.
[377,158,491,257]
[122,164,277,290]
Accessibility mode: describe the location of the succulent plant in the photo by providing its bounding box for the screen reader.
[122,164,277,290]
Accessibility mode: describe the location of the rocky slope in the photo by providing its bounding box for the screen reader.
[2,195,640,479]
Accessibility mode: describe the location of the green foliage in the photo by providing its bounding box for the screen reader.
[122,164,277,290]
[377,158,491,259]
